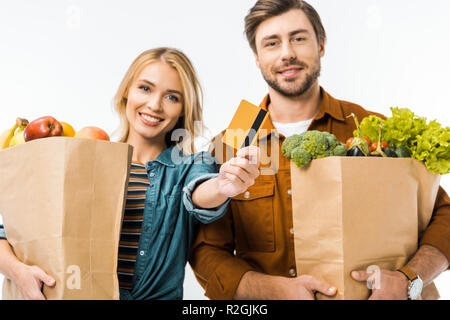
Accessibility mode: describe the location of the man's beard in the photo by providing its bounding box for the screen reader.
[262,59,321,98]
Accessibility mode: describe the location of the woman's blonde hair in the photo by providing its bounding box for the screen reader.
[113,47,203,155]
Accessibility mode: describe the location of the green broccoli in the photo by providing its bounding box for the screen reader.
[282,131,346,168]
[281,134,304,158]
[291,146,312,168]
[299,131,329,157]
[332,143,347,156]
[322,131,340,149]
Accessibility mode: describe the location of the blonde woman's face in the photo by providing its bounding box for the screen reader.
[125,61,184,143]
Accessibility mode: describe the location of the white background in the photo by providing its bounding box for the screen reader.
[0,0,448,299]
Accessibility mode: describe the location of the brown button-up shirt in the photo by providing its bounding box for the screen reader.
[189,88,450,300]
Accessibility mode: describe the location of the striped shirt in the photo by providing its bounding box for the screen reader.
[118,162,149,290]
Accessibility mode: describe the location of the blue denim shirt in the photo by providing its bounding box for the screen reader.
[0,145,230,300]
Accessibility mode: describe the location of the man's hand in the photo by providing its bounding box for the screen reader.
[13,263,56,300]
[218,146,260,198]
[351,245,449,300]
[286,275,338,300]
[351,269,409,300]
[234,271,337,300]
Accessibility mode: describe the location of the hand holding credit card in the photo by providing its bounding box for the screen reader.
[217,145,261,198]
[216,99,269,198]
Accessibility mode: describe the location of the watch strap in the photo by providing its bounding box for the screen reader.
[397,266,418,282]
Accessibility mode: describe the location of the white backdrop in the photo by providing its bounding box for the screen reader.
[0,0,448,299]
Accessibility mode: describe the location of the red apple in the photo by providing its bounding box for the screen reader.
[75,126,110,141]
[24,116,64,142]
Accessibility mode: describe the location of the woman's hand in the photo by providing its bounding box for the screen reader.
[12,263,56,300]
[191,146,260,209]
[217,146,260,198]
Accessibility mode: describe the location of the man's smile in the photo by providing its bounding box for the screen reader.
[277,66,303,79]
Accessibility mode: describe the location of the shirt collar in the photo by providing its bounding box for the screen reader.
[313,87,346,122]
[257,87,345,141]
[147,145,177,168]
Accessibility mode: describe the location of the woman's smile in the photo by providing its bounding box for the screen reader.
[138,111,164,127]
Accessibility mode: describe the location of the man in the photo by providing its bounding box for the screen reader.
[189,0,449,300]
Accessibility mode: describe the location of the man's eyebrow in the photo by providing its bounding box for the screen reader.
[261,29,310,42]
[289,29,310,37]
[138,79,182,96]
[261,34,280,42]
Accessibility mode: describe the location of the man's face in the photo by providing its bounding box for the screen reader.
[254,9,325,97]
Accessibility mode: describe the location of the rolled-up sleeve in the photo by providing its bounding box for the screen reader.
[0,224,6,240]
[420,186,450,267]
[183,172,230,224]
[182,152,230,224]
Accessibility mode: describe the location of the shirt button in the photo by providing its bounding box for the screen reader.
[149,172,155,177]
[290,228,294,235]
[244,191,250,199]
[139,251,145,256]
[287,189,292,195]
[289,268,297,277]
[144,226,149,232]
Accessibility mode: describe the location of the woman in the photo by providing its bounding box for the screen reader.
[0,47,260,300]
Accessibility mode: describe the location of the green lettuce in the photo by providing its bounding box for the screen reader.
[357,107,449,175]
[355,115,385,143]
[411,120,450,175]
[382,107,428,149]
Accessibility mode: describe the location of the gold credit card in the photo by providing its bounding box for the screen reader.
[222,100,270,150]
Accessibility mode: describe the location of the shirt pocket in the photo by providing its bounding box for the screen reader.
[162,188,182,236]
[231,182,275,252]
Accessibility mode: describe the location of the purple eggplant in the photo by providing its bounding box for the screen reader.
[347,146,366,157]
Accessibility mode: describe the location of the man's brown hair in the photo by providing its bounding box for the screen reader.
[245,0,326,52]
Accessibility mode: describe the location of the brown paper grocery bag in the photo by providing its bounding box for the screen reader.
[0,137,132,299]
[290,157,441,300]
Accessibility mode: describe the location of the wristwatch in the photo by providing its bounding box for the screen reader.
[397,266,423,300]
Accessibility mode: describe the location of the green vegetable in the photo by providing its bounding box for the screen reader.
[410,120,450,175]
[291,146,312,168]
[369,123,387,157]
[282,131,346,168]
[347,113,370,156]
[383,107,428,149]
[356,108,428,150]
[383,147,398,158]
[395,146,411,158]
[281,134,304,158]
[355,115,385,143]
[357,107,449,175]
[333,144,348,157]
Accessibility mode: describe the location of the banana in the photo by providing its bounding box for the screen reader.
[0,118,29,150]
[0,122,19,150]
[9,118,29,147]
